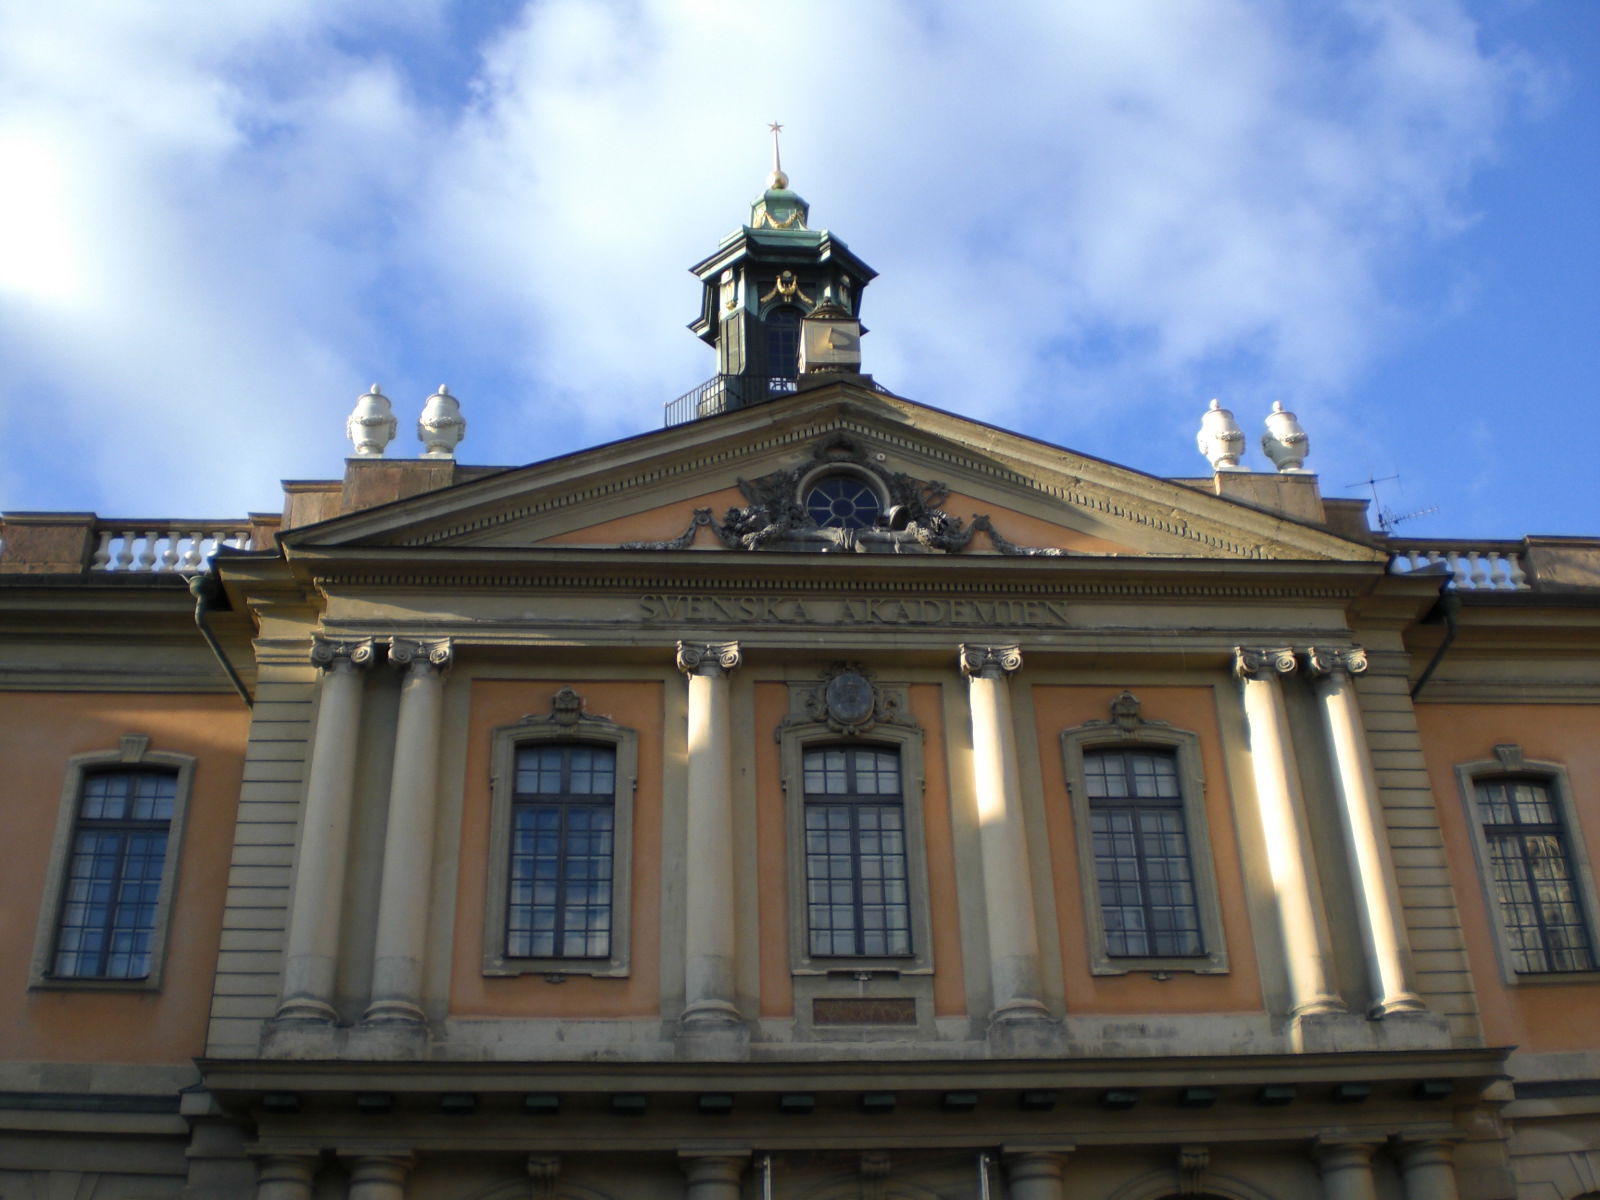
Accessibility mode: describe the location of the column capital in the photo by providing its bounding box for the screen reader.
[255,1153,319,1184]
[1004,1149,1069,1179]
[1234,645,1296,679]
[1313,1136,1381,1164]
[340,1152,415,1183]
[1393,1135,1460,1162]
[679,1153,749,1182]
[1305,644,1369,678]
[959,643,1022,679]
[310,637,377,671]
[677,640,741,676]
[389,636,453,671]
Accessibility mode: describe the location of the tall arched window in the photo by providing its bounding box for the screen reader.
[765,306,802,379]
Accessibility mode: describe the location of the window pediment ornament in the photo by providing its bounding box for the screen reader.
[780,663,915,738]
[515,686,618,733]
[624,434,1068,556]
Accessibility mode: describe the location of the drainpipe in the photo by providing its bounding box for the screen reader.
[1409,586,1460,700]
[190,571,253,707]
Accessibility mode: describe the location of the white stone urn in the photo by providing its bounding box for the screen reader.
[1196,398,1246,471]
[346,384,397,457]
[418,385,466,459]
[1261,401,1309,472]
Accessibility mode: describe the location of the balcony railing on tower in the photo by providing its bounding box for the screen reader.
[663,374,796,427]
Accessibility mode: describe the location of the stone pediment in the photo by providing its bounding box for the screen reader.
[279,383,1383,566]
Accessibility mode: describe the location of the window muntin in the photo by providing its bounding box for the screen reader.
[804,475,883,530]
[507,744,616,960]
[1084,748,1204,959]
[1474,776,1594,974]
[803,746,911,957]
[51,769,178,979]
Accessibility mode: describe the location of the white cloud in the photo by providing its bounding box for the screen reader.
[0,0,1551,518]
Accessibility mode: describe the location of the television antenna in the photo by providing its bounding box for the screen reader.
[1347,474,1439,534]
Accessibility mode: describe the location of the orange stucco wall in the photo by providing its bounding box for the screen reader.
[941,491,1134,556]
[538,488,747,546]
[1031,684,1264,1014]
[755,682,966,1018]
[450,679,663,1018]
[0,692,248,1065]
[1415,703,1600,1052]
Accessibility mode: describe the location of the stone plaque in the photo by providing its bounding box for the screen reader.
[812,997,916,1026]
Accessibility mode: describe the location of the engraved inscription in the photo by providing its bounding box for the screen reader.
[638,594,1071,627]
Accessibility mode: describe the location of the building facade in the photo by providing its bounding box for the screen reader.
[3,173,1598,1200]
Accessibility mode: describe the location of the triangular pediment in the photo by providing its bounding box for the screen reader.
[279,383,1383,567]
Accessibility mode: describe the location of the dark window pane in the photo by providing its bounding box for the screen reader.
[1477,777,1594,973]
[1084,748,1202,959]
[802,746,911,958]
[52,770,176,979]
[507,744,617,960]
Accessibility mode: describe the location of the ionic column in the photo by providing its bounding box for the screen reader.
[1396,1139,1460,1200]
[255,1154,316,1200]
[677,640,742,1026]
[345,1154,412,1200]
[1306,647,1425,1017]
[960,644,1048,1022]
[1314,1139,1380,1200]
[276,638,375,1022]
[1005,1151,1067,1200]
[364,638,452,1024]
[681,1153,746,1200]
[1234,647,1344,1018]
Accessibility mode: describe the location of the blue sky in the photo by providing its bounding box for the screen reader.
[1,1,1594,540]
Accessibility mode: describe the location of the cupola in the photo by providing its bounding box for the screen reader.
[680,124,876,421]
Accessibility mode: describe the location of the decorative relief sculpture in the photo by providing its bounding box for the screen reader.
[958,643,1023,678]
[622,434,1070,557]
[1261,401,1309,473]
[418,385,466,459]
[1233,646,1298,678]
[1196,398,1245,471]
[346,385,397,458]
[516,686,618,734]
[778,663,913,738]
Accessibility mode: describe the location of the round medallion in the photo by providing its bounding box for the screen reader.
[825,671,875,726]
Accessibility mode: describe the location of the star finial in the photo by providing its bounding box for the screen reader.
[767,121,787,188]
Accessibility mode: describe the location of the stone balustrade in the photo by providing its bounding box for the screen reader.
[91,523,255,572]
[0,513,277,575]
[1388,541,1530,591]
